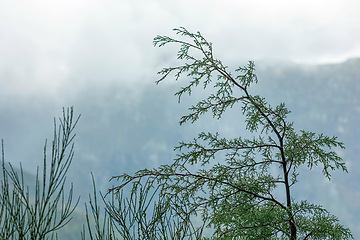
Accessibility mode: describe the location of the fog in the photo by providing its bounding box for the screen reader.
[1,0,360,97]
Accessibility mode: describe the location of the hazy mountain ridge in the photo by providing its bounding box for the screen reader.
[1,58,359,238]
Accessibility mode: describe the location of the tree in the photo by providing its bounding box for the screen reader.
[0,107,80,239]
[108,27,353,239]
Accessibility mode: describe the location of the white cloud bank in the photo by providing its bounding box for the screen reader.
[0,0,359,97]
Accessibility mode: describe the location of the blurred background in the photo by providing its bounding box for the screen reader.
[1,0,359,238]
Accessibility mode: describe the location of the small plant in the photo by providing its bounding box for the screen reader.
[81,174,205,240]
[0,107,80,240]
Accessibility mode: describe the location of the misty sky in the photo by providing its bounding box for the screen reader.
[1,0,359,98]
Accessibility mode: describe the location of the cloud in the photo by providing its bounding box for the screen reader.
[0,0,359,98]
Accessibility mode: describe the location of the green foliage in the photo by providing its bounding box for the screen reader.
[81,173,119,240]
[110,27,353,239]
[105,178,205,240]
[0,107,80,239]
[81,175,205,240]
